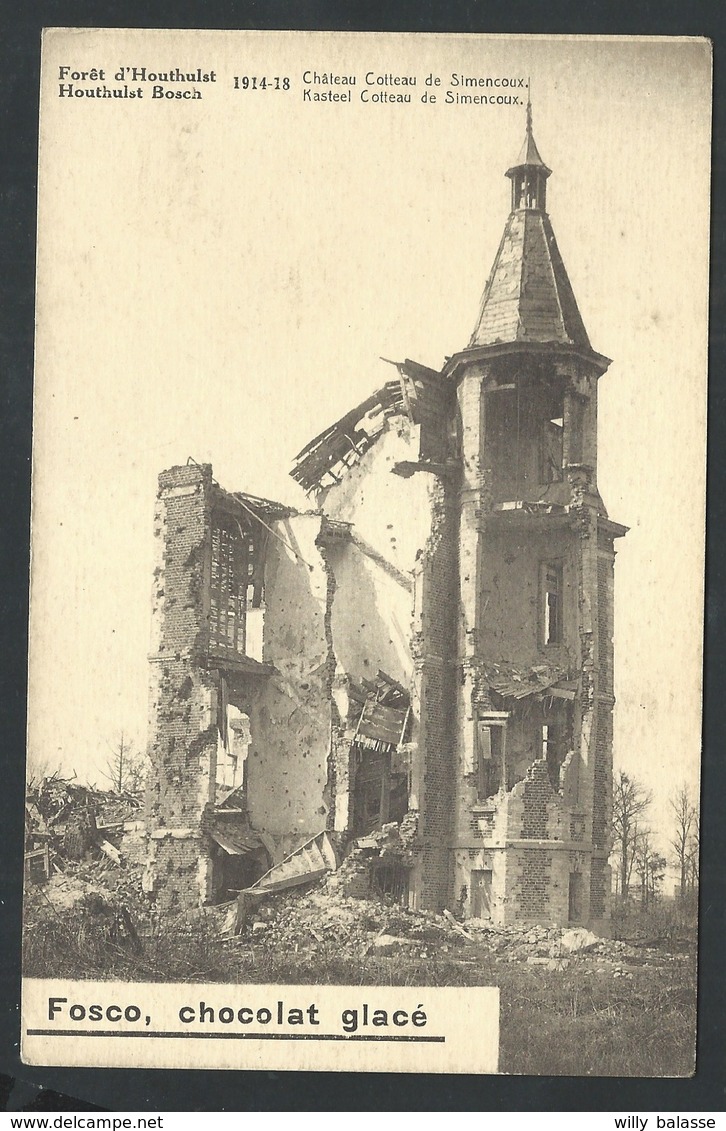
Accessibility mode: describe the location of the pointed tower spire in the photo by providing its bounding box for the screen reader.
[506,96,551,212]
[466,100,593,351]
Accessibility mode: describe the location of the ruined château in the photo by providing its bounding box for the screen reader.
[143,105,626,932]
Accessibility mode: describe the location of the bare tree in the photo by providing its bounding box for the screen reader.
[648,851,667,906]
[633,827,666,912]
[670,783,697,901]
[101,733,147,794]
[686,809,700,897]
[26,752,54,790]
[612,770,652,903]
[633,826,651,910]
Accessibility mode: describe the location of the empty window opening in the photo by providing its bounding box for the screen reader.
[542,721,566,791]
[352,758,409,836]
[217,709,251,795]
[388,773,409,826]
[353,751,390,835]
[486,376,566,501]
[541,414,564,483]
[567,396,586,465]
[485,387,518,494]
[542,561,563,646]
[477,722,505,801]
[470,869,493,919]
[512,170,546,212]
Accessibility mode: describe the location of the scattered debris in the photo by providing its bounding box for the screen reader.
[235,831,338,931]
[481,659,576,702]
[557,927,599,953]
[442,909,475,940]
[223,872,692,977]
[24,774,146,949]
[23,778,692,986]
[25,772,143,879]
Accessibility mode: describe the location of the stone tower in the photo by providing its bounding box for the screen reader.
[442,103,626,931]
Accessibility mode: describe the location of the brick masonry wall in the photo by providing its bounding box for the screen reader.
[589,853,610,922]
[520,760,554,839]
[592,705,613,853]
[512,847,553,920]
[144,464,218,911]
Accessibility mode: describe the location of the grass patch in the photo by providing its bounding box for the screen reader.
[498,959,696,1076]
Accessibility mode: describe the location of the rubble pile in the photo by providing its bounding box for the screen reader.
[234,873,691,976]
[240,884,468,960]
[23,780,692,983]
[24,779,149,977]
[25,773,144,897]
[325,819,418,899]
[30,855,147,914]
[483,922,683,974]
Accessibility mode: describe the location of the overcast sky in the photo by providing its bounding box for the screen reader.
[29,31,711,863]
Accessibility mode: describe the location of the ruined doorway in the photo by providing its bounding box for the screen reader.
[373,863,410,905]
[214,846,269,903]
[353,750,390,835]
[471,869,493,919]
[568,872,583,922]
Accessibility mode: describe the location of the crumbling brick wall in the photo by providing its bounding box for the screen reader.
[590,543,616,924]
[144,464,218,910]
[145,465,345,903]
[519,759,567,840]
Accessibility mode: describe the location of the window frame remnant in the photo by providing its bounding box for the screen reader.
[541,560,564,647]
[542,719,566,791]
[349,670,412,835]
[476,714,508,801]
[210,516,248,654]
[540,413,564,484]
[209,509,268,658]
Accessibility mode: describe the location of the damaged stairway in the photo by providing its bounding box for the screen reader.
[233,830,338,932]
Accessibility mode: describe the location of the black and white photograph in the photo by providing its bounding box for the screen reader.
[22,30,710,1079]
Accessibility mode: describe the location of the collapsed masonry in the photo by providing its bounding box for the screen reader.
[144,105,626,931]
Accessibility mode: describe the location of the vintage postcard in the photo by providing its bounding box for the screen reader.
[23,30,710,1077]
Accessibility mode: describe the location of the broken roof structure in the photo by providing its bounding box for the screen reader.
[144,103,625,933]
[291,360,450,494]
